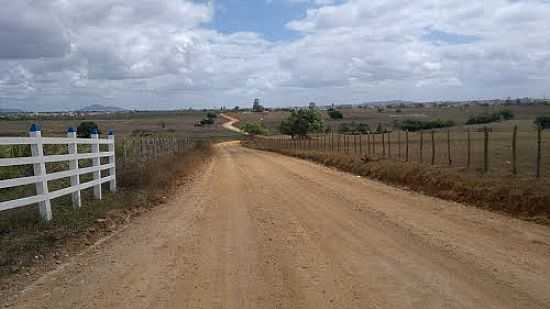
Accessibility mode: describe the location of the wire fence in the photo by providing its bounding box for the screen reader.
[253,125,549,178]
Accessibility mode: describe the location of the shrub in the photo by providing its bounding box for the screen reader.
[399,119,455,132]
[241,122,269,135]
[206,112,217,119]
[328,109,343,120]
[280,108,324,137]
[337,121,370,134]
[534,115,550,129]
[465,110,514,125]
[77,121,101,138]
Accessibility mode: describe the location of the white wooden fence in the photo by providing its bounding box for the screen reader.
[0,126,116,221]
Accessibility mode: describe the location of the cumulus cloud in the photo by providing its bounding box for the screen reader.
[1,0,550,111]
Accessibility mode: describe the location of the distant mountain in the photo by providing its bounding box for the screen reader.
[359,100,415,106]
[78,104,127,112]
[0,107,24,113]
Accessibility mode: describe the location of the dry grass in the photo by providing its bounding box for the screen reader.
[0,111,239,138]
[246,141,550,224]
[0,141,213,281]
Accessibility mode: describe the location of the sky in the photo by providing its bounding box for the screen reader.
[0,0,549,111]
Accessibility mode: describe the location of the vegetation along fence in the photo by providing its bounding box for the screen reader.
[252,125,549,178]
[0,125,195,221]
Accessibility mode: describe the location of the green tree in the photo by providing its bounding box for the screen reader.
[77,121,101,138]
[241,122,269,135]
[280,108,324,137]
[328,109,343,120]
[535,115,550,129]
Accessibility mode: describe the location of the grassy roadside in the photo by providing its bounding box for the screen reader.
[0,141,214,288]
[244,142,550,224]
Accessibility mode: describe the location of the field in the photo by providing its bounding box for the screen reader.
[227,103,550,132]
[0,111,239,139]
[229,104,550,178]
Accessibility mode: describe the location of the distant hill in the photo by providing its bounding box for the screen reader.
[78,104,127,112]
[359,100,415,107]
[0,107,24,113]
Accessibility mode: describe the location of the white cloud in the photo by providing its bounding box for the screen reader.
[1,0,550,111]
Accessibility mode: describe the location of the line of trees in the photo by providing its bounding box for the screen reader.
[465,110,514,125]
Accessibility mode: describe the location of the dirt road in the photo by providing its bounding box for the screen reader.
[220,114,244,134]
[7,142,550,308]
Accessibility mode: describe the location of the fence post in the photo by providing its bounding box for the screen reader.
[108,130,117,192]
[366,132,370,155]
[467,129,471,169]
[419,131,424,163]
[382,130,386,158]
[405,130,409,162]
[447,129,452,166]
[536,125,542,178]
[387,131,391,158]
[431,130,435,165]
[359,134,363,154]
[91,129,102,200]
[67,128,81,208]
[483,126,489,174]
[398,130,401,160]
[512,125,517,175]
[29,125,52,221]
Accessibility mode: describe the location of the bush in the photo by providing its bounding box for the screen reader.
[200,118,215,126]
[328,109,343,120]
[337,121,370,134]
[206,112,217,119]
[77,121,101,138]
[535,115,550,129]
[241,122,269,135]
[399,119,455,132]
[465,110,514,125]
[280,108,324,137]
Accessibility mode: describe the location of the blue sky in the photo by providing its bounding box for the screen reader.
[1,0,550,111]
[212,0,309,41]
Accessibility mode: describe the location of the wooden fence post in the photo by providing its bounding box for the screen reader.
[382,130,386,158]
[91,129,102,200]
[29,125,52,221]
[387,131,391,158]
[67,128,81,208]
[467,129,471,169]
[398,130,401,160]
[359,134,363,154]
[405,130,409,162]
[108,131,117,192]
[536,125,542,178]
[512,125,517,175]
[447,129,452,166]
[373,133,377,155]
[419,131,424,163]
[367,132,372,156]
[431,130,435,165]
[483,126,489,174]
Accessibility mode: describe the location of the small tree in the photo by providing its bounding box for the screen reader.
[206,111,217,119]
[535,115,550,129]
[280,108,324,137]
[77,121,100,138]
[241,122,269,135]
[328,109,343,120]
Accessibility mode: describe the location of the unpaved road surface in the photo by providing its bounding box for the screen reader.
[7,143,550,308]
[220,114,244,134]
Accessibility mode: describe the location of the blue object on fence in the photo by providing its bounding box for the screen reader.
[108,129,114,135]
[67,127,75,133]
[91,128,98,135]
[30,123,40,132]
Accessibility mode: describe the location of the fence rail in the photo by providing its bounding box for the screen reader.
[0,127,116,221]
